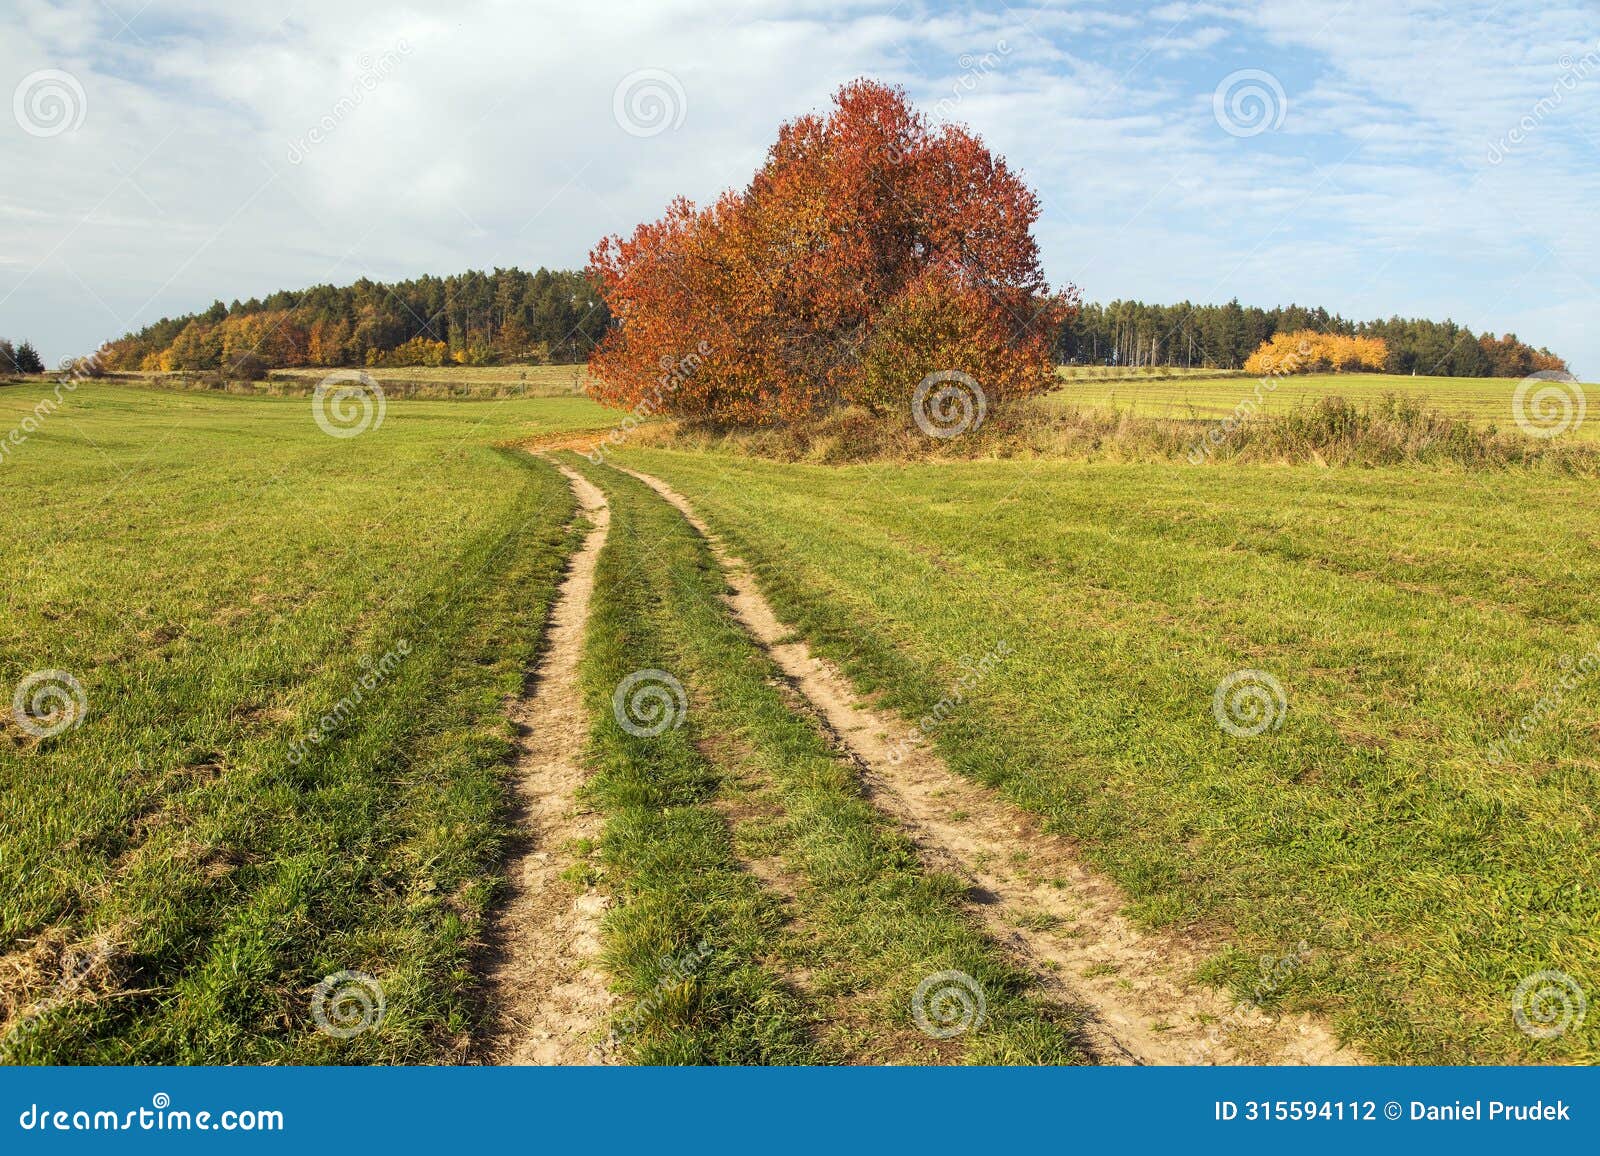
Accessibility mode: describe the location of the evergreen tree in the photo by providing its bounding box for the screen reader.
[13,340,44,374]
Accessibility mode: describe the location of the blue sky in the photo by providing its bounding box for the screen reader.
[3,0,1597,375]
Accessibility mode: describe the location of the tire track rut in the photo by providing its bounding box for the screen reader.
[479,459,613,1065]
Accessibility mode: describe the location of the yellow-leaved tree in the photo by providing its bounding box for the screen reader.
[1244,331,1389,376]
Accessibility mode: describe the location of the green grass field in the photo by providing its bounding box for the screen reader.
[0,383,607,1062]
[3,372,1595,1066]
[611,445,1600,1064]
[1049,371,1599,441]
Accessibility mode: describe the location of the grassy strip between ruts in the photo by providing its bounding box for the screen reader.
[565,454,1086,1064]
[3,440,580,1063]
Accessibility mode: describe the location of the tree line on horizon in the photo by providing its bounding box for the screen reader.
[1059,299,1566,378]
[91,267,610,374]
[86,274,1567,383]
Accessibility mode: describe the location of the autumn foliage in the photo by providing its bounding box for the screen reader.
[1243,331,1390,376]
[93,268,606,373]
[587,80,1075,425]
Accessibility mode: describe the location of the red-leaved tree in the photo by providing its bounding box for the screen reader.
[587,80,1075,426]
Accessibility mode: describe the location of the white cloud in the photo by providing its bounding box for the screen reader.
[1156,26,1230,57]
